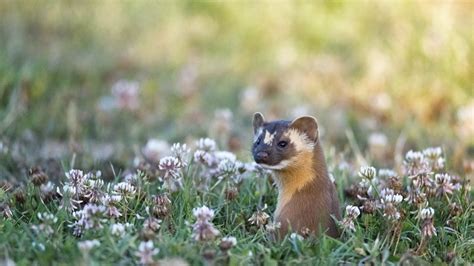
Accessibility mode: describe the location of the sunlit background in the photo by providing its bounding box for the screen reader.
[0,1,473,180]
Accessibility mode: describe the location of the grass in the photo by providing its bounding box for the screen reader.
[0,141,473,265]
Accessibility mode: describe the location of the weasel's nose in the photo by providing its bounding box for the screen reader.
[254,151,269,163]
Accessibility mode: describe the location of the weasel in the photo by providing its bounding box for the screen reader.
[251,112,340,238]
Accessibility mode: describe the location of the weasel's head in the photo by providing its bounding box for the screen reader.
[251,112,319,171]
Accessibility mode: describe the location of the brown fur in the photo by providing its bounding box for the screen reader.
[273,141,341,238]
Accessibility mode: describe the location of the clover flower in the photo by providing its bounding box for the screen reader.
[78,239,100,253]
[420,207,436,238]
[57,185,82,212]
[423,147,445,170]
[114,182,136,197]
[196,138,217,152]
[110,223,131,237]
[410,172,435,190]
[84,179,105,203]
[194,150,215,167]
[142,139,170,163]
[358,166,377,180]
[193,205,215,221]
[340,205,360,232]
[31,212,58,236]
[380,190,403,220]
[40,183,58,203]
[71,204,107,235]
[151,194,172,218]
[404,150,430,176]
[191,205,220,242]
[171,143,191,166]
[192,220,220,242]
[159,156,184,192]
[435,173,454,196]
[143,217,161,232]
[135,240,159,265]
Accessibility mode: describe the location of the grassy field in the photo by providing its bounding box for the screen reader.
[0,1,473,265]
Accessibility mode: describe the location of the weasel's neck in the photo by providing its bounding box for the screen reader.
[273,142,329,215]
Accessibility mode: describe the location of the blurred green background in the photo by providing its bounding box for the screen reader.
[0,1,473,179]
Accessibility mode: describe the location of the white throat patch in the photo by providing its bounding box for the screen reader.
[258,158,293,170]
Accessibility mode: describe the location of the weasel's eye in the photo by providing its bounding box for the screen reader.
[278,141,288,148]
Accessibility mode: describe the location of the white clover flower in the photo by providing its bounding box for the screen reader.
[405,150,424,162]
[101,194,123,205]
[66,169,85,183]
[345,205,360,218]
[143,217,162,232]
[423,147,442,158]
[384,194,403,204]
[420,207,435,220]
[171,143,191,164]
[193,206,215,221]
[32,241,46,252]
[221,236,237,246]
[196,138,217,151]
[218,159,237,175]
[358,166,376,180]
[191,220,220,242]
[193,150,214,166]
[419,207,437,238]
[435,173,454,196]
[61,184,77,195]
[135,241,159,264]
[72,204,107,232]
[159,156,183,175]
[142,139,170,162]
[78,239,100,253]
[435,173,451,183]
[37,212,58,224]
[110,223,127,237]
[113,182,136,196]
[40,182,55,194]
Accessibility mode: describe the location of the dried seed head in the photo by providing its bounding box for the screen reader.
[13,188,26,204]
[361,200,377,214]
[202,249,216,261]
[248,210,270,227]
[151,194,172,218]
[29,167,49,186]
[193,206,215,222]
[219,236,237,252]
[225,186,238,201]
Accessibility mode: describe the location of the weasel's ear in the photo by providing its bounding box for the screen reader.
[252,112,265,134]
[290,116,319,142]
